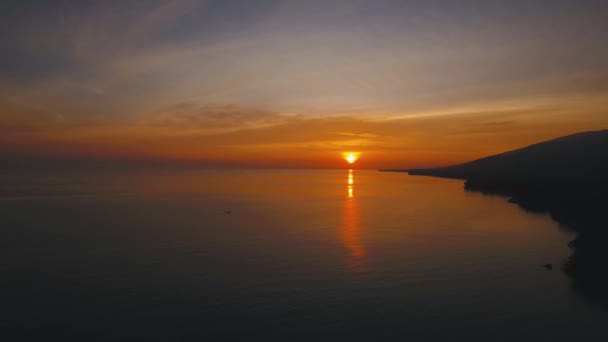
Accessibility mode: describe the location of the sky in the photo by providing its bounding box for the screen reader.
[1,0,607,169]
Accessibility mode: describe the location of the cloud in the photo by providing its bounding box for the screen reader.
[4,0,608,126]
[148,103,289,132]
[0,96,64,131]
[2,1,608,167]
[333,131,382,139]
[1,98,607,168]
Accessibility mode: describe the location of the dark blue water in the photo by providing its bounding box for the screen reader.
[1,169,606,341]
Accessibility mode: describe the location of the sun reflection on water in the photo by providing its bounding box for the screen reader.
[341,169,366,273]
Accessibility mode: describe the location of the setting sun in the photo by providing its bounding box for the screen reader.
[343,152,360,164]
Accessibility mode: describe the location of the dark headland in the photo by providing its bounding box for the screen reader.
[383,129,608,306]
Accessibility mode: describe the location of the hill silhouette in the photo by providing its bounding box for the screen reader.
[388,129,608,307]
[406,129,608,181]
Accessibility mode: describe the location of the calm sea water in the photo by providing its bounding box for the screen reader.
[1,169,606,341]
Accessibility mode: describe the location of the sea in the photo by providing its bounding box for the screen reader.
[1,169,607,341]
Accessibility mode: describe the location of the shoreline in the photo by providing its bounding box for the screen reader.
[382,168,608,307]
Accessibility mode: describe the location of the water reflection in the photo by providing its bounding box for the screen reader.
[341,169,366,273]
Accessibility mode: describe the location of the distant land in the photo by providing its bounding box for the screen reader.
[383,129,608,306]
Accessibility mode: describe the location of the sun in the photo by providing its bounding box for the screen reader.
[342,152,360,164]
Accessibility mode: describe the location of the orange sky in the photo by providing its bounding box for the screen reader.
[2,1,608,169]
[3,98,607,169]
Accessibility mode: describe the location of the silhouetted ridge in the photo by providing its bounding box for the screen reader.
[407,129,608,182]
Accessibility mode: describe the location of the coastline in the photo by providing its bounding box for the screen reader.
[382,168,608,307]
